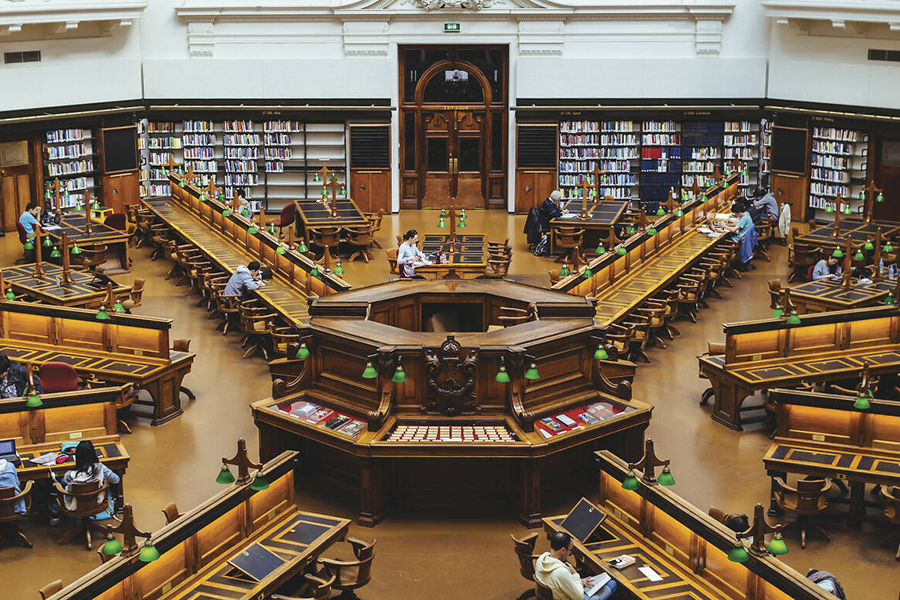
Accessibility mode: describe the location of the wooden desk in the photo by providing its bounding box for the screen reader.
[542,450,833,600]
[294,198,368,231]
[763,388,900,523]
[788,277,895,314]
[550,199,628,252]
[416,234,489,280]
[46,451,350,600]
[795,217,900,250]
[0,301,194,425]
[699,305,900,430]
[48,215,130,271]
[2,264,130,308]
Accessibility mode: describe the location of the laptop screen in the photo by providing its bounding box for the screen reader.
[0,439,15,455]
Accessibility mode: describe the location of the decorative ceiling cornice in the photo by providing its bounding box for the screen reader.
[0,0,147,29]
[762,0,900,30]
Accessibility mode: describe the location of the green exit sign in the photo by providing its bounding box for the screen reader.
[444,23,460,33]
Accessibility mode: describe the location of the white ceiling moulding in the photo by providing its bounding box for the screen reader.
[764,0,900,31]
[0,0,147,35]
[175,0,736,57]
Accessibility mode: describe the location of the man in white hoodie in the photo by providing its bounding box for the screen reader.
[535,532,618,600]
[224,260,265,300]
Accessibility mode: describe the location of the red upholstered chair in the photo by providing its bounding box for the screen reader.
[16,221,27,245]
[271,203,296,235]
[104,213,127,231]
[15,222,33,265]
[40,362,81,393]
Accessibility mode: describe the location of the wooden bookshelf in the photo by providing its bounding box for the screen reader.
[640,120,682,205]
[759,118,772,189]
[724,120,760,195]
[682,120,724,190]
[599,120,640,201]
[182,119,216,189]
[558,120,599,200]
[42,127,98,210]
[809,124,868,213]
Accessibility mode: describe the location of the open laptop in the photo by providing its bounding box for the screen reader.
[0,439,21,467]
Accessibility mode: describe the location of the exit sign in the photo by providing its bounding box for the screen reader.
[444,23,460,33]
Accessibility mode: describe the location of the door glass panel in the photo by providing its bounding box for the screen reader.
[404,112,416,171]
[491,112,503,171]
[427,138,448,172]
[459,138,480,173]
[423,69,483,104]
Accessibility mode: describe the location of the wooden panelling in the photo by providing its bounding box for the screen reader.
[351,170,391,214]
[102,172,140,215]
[515,169,556,214]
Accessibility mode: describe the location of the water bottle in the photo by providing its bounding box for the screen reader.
[880,259,884,277]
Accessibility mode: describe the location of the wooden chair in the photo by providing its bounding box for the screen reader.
[271,573,337,600]
[363,211,384,248]
[53,479,112,550]
[319,536,376,597]
[486,253,512,278]
[488,238,511,254]
[238,301,277,361]
[511,532,540,597]
[533,575,554,600]
[552,227,585,267]
[307,226,341,264]
[772,477,833,549]
[161,502,181,525]
[386,248,399,275]
[39,580,63,600]
[0,481,34,548]
[40,361,82,393]
[635,301,670,350]
[270,202,296,236]
[213,290,242,336]
[699,342,726,406]
[548,269,560,285]
[134,209,156,249]
[676,275,703,323]
[149,224,172,261]
[767,279,782,309]
[880,486,900,560]
[346,225,375,263]
[271,327,301,357]
[754,220,773,262]
[790,244,822,283]
[74,244,108,272]
[172,339,196,401]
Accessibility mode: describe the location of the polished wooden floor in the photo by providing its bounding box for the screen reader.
[1,211,898,599]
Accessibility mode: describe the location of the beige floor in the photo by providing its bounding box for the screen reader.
[1,211,898,600]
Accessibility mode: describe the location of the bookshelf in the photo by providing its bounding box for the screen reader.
[223,119,261,209]
[182,119,217,190]
[682,121,723,190]
[759,119,772,190]
[724,120,759,195]
[640,120,681,204]
[304,123,347,204]
[808,125,868,213]
[558,120,598,200]
[262,120,305,209]
[142,121,184,198]
[43,127,98,210]
[599,121,639,200]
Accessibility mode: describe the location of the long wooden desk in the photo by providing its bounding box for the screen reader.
[2,263,130,308]
[416,233,489,280]
[550,199,628,253]
[46,214,131,271]
[0,301,194,425]
[543,450,834,600]
[294,197,368,232]
[699,305,900,430]
[46,451,350,600]
[788,277,895,314]
[795,216,900,251]
[764,388,900,524]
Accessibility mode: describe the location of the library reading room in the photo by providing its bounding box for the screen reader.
[2,2,900,599]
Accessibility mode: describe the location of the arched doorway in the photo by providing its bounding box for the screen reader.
[399,46,508,209]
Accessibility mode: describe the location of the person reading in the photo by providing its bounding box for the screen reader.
[538,190,567,234]
[18,202,40,241]
[751,188,779,219]
[535,531,618,600]
[397,229,431,278]
[0,455,25,515]
[224,260,265,300]
[812,255,843,281]
[49,440,120,523]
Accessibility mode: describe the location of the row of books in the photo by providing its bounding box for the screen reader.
[223,120,255,133]
[682,174,717,187]
[225,147,260,159]
[641,147,682,159]
[813,127,861,142]
[558,174,636,186]
[46,160,93,177]
[685,148,721,160]
[683,161,718,173]
[559,148,639,159]
[185,160,218,173]
[223,134,261,146]
[725,148,754,160]
[811,168,850,184]
[183,120,214,132]
[724,121,756,132]
[224,160,257,173]
[264,133,292,146]
[810,181,849,198]
[265,161,285,173]
[642,121,678,132]
[558,160,632,173]
[560,134,601,146]
[641,160,682,173]
[281,401,367,438]
[147,122,176,133]
[46,143,88,160]
[147,138,182,150]
[264,120,301,133]
[812,140,853,156]
[560,187,633,200]
[812,155,849,169]
[265,148,292,160]
[723,134,758,147]
[183,134,217,146]
[641,134,681,146]
[185,148,216,160]
[45,128,86,143]
[224,173,259,186]
[683,134,724,146]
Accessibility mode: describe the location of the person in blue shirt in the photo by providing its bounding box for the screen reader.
[718,200,753,242]
[0,458,25,515]
[397,229,431,278]
[751,188,779,219]
[18,203,40,241]
[812,256,842,281]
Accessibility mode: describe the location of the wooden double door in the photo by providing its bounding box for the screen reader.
[422,109,486,208]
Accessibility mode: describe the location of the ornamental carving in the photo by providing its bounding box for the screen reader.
[423,336,479,416]
[413,0,493,10]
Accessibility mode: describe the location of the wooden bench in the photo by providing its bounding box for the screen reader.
[764,387,900,525]
[45,450,350,600]
[699,305,900,430]
[542,449,834,600]
[0,301,194,425]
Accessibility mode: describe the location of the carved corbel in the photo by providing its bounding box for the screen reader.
[366,350,395,429]
[272,338,314,399]
[507,349,534,432]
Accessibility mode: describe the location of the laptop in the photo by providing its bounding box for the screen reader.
[0,439,21,467]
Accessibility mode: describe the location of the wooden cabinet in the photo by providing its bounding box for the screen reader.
[102,171,140,214]
[772,173,809,222]
[1,170,31,233]
[350,169,391,214]
[515,169,556,214]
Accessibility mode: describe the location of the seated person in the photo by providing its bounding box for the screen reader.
[807,569,847,599]
[397,229,431,278]
[51,440,120,516]
[745,201,763,227]
[0,355,16,399]
[535,531,618,600]
[0,456,25,514]
[18,202,40,240]
[537,190,567,233]
[812,255,843,281]
[715,200,753,243]
[751,188,779,219]
[224,260,265,300]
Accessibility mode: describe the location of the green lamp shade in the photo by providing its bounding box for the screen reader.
[275,245,286,255]
[23,240,34,251]
[727,543,749,563]
[91,201,101,210]
[113,301,125,314]
[362,361,378,379]
[594,346,609,360]
[854,250,865,261]
[247,225,257,234]
[95,307,110,321]
[700,193,708,201]
[832,248,843,258]
[460,209,467,219]
[438,217,447,228]
[138,543,160,563]
[787,311,802,325]
[876,192,884,203]
[825,204,834,214]
[595,244,606,255]
[45,189,52,200]
[616,246,627,256]
[681,191,689,201]
[853,393,871,410]
[176,167,183,176]
[297,240,309,253]
[241,207,251,217]
[310,265,319,277]
[865,240,875,251]
[321,189,328,198]
[621,470,640,491]
[49,247,61,259]
[885,243,894,253]
[766,532,789,556]
[741,167,749,177]
[656,207,666,216]
[5,289,15,301]
[772,308,784,319]
[216,464,236,484]
[199,193,207,202]
[178,180,185,188]
[102,534,123,556]
[458,218,467,228]
[844,206,852,215]
[313,173,321,182]
[339,186,346,196]
[560,265,570,277]
[250,473,270,491]
[885,293,895,306]
[495,364,511,383]
[267,224,277,234]
[675,209,684,217]
[626,225,636,234]
[439,208,448,217]
[391,364,408,383]
[524,362,540,380]
[657,466,675,486]
[333,263,345,276]
[860,191,866,201]
[296,343,311,359]
[582,267,593,278]
[647,227,657,236]
[25,393,42,408]
[222,208,232,217]
[218,192,225,201]
[42,237,53,247]
[64,188,71,197]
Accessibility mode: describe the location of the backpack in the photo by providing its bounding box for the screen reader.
[532,234,550,257]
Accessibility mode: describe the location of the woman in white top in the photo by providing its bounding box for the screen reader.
[396,229,431,278]
[55,440,120,511]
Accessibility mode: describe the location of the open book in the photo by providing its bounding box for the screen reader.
[584,572,612,597]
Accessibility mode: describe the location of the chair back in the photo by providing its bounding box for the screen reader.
[548,269,560,284]
[130,278,145,306]
[534,575,554,600]
[40,361,80,393]
[161,502,181,524]
[104,213,127,231]
[172,339,191,353]
[365,210,384,233]
[347,225,374,245]
[386,248,398,274]
[774,477,830,514]
[39,580,64,600]
[16,222,27,245]
[308,226,341,247]
[349,537,376,585]
[56,479,109,517]
[882,486,900,522]
[0,481,32,521]
[239,302,274,335]
[554,227,584,248]
[277,203,296,227]
[510,532,539,581]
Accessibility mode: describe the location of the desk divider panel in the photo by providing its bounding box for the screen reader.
[133,542,189,600]
[249,470,294,530]
[42,403,111,442]
[0,386,124,445]
[784,405,856,446]
[197,503,245,565]
[870,415,900,452]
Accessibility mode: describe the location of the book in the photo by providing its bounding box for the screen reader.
[324,415,350,430]
[541,417,564,431]
[556,414,577,427]
[339,420,366,438]
[306,408,334,424]
[289,401,320,418]
[578,412,598,425]
[584,573,612,596]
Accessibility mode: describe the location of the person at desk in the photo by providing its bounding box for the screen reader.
[397,229,431,278]
[538,190,567,233]
[0,457,25,514]
[535,532,618,600]
[812,255,843,281]
[713,200,756,271]
[751,188,779,220]
[18,202,40,241]
[50,440,119,521]
[224,260,265,300]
